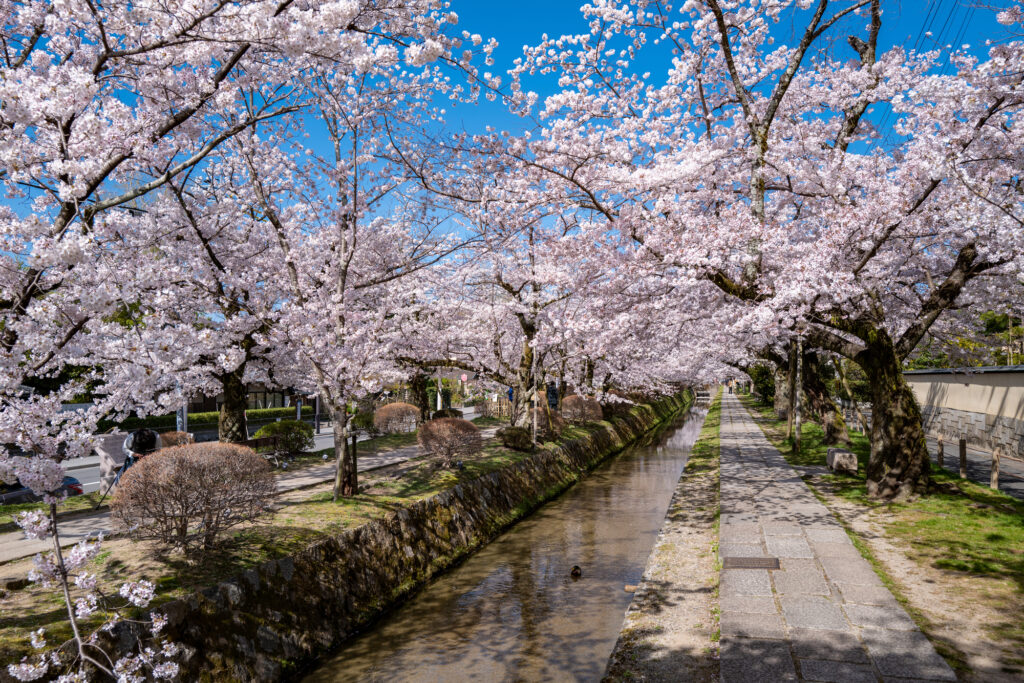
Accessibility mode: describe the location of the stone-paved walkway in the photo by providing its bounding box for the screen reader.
[718,392,955,682]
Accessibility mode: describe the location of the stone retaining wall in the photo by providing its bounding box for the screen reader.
[83,394,687,682]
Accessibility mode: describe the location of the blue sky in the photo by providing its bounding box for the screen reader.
[447,0,1014,136]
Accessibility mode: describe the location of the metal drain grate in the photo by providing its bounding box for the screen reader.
[723,557,780,570]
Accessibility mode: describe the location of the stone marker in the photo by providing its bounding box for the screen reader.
[959,438,967,479]
[991,446,1001,490]
[826,448,858,475]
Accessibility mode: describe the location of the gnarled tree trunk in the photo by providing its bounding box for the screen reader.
[333,410,357,499]
[802,351,850,445]
[218,368,248,443]
[856,334,930,499]
[410,372,431,422]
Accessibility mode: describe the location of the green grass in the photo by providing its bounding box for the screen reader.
[687,390,722,476]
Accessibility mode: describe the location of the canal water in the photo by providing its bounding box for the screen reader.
[303,407,707,683]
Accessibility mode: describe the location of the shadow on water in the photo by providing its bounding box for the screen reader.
[302,408,708,683]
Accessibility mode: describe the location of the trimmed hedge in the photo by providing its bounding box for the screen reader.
[97,406,315,433]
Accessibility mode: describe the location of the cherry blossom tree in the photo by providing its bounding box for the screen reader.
[505,0,1024,498]
[1,0,484,673]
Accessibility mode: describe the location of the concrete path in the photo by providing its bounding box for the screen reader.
[718,392,955,682]
[1,423,494,565]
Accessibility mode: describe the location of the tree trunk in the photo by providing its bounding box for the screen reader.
[332,410,357,499]
[218,367,248,443]
[511,336,535,428]
[774,367,790,419]
[856,333,930,499]
[802,351,850,445]
[786,345,798,438]
[410,372,431,421]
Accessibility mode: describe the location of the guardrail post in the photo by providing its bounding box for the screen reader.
[991,446,1001,490]
[936,436,944,468]
[959,438,967,479]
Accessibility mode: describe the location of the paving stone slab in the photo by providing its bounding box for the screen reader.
[805,527,852,544]
[773,565,830,595]
[790,629,871,664]
[721,595,779,615]
[820,556,882,586]
[762,522,804,536]
[721,569,773,596]
[844,604,917,631]
[720,523,764,544]
[799,658,878,683]
[721,611,787,639]
[721,513,759,524]
[765,535,815,559]
[859,629,957,680]
[835,583,900,607]
[812,541,864,559]
[721,638,798,682]
[780,595,850,631]
[719,542,766,558]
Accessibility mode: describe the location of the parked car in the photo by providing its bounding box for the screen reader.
[0,477,84,505]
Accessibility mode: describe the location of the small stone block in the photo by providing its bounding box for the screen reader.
[799,658,877,683]
[780,595,850,631]
[826,448,859,475]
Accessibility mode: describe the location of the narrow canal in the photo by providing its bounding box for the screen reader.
[303,407,707,682]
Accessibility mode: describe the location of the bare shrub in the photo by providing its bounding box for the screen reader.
[158,430,193,447]
[374,402,420,433]
[418,418,482,467]
[111,443,275,553]
[561,395,602,424]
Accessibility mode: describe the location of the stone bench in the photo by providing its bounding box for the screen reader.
[826,447,858,475]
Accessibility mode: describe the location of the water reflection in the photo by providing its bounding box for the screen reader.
[303,408,707,683]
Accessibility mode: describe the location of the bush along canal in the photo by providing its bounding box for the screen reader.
[301,400,708,682]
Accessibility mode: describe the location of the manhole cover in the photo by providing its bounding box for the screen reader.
[723,557,780,570]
